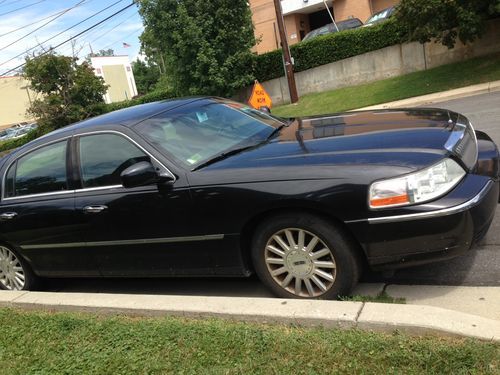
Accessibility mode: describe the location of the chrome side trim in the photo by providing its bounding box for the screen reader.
[2,189,75,202]
[20,234,225,250]
[347,180,494,225]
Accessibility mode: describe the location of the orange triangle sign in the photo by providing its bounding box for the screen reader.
[248,80,272,110]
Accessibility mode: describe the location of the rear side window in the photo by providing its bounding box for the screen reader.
[78,133,149,188]
[5,140,68,198]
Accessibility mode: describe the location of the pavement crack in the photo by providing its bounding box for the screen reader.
[11,291,29,302]
[355,302,365,324]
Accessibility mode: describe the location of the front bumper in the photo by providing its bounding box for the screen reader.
[346,177,498,270]
[346,130,499,271]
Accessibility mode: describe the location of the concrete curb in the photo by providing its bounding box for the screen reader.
[1,291,499,342]
[354,80,500,110]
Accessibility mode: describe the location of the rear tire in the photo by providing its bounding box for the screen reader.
[0,245,39,291]
[251,213,360,299]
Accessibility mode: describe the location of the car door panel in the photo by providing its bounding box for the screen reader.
[73,131,215,276]
[0,138,95,277]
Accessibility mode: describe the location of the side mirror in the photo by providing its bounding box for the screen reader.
[120,161,174,188]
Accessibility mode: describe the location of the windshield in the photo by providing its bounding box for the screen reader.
[136,100,285,168]
[365,8,391,25]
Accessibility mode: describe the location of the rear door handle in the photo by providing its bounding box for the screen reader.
[0,212,17,221]
[83,205,108,214]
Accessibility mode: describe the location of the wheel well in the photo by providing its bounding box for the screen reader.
[239,207,368,272]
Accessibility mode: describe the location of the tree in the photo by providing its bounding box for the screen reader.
[132,59,160,95]
[137,0,256,97]
[397,0,500,48]
[23,52,108,132]
[85,48,115,63]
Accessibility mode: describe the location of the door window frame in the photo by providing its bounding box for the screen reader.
[1,137,73,201]
[1,131,177,202]
[73,130,176,192]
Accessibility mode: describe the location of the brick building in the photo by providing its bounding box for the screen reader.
[250,0,398,54]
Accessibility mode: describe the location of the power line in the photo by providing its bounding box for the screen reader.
[0,0,27,7]
[90,11,138,44]
[0,0,125,70]
[64,6,137,51]
[1,2,137,76]
[58,7,137,57]
[0,8,68,38]
[101,26,143,50]
[0,0,88,53]
[0,0,46,17]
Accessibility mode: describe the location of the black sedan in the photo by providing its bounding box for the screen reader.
[0,98,498,299]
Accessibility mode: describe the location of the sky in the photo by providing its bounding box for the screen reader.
[0,0,144,76]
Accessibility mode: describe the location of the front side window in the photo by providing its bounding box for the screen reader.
[136,100,282,168]
[78,133,149,188]
[5,140,68,198]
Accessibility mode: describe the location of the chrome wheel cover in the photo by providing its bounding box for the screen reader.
[0,246,25,290]
[265,228,336,297]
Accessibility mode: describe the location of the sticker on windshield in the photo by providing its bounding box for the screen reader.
[196,112,209,123]
[187,153,203,165]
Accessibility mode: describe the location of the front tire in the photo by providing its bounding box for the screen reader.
[251,213,360,299]
[0,245,38,291]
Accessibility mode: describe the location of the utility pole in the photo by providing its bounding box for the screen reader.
[323,0,339,32]
[273,0,298,103]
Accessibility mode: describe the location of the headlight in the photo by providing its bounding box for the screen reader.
[369,158,466,209]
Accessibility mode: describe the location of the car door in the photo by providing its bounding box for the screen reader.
[0,138,96,277]
[73,130,213,276]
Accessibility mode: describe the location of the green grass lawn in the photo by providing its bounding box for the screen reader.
[272,53,500,118]
[0,309,498,374]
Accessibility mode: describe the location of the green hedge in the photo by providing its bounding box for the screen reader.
[253,20,408,82]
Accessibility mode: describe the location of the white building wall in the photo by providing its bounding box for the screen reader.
[90,55,138,103]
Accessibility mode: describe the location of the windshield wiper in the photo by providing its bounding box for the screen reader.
[266,121,290,141]
[191,145,257,171]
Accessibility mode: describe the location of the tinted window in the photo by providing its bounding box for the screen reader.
[136,101,280,167]
[78,133,149,188]
[5,140,68,198]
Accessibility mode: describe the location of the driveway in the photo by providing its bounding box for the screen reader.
[45,91,500,295]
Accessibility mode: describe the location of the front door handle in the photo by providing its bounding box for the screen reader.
[83,205,108,214]
[0,212,17,221]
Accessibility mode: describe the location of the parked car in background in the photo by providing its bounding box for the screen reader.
[0,97,498,300]
[0,128,16,142]
[363,6,396,27]
[302,18,363,42]
[0,123,37,143]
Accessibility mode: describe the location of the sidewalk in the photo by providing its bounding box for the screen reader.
[1,284,499,342]
[355,80,500,110]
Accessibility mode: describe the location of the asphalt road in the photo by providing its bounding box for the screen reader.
[46,92,500,295]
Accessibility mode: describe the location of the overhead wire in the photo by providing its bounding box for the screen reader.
[0,0,126,70]
[60,6,137,54]
[0,0,46,18]
[101,25,143,51]
[0,0,89,53]
[0,0,29,7]
[1,1,137,76]
[0,8,69,38]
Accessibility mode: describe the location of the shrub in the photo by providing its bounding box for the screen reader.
[253,19,407,82]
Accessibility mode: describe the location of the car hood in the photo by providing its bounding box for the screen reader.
[189,108,458,185]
